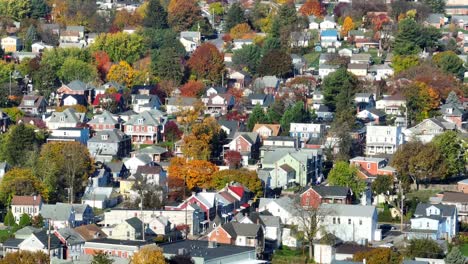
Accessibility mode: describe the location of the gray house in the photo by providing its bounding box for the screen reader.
[87,129,131,162]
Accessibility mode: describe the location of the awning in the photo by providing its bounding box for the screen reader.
[241,203,250,209]
[200,220,209,224]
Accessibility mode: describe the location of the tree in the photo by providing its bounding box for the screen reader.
[187,43,225,84]
[258,49,292,78]
[209,2,223,16]
[371,175,394,196]
[164,121,182,142]
[446,91,461,105]
[445,246,465,264]
[151,47,184,84]
[131,245,166,264]
[107,61,142,88]
[299,0,324,17]
[4,210,15,226]
[144,0,168,29]
[32,63,60,98]
[393,18,422,56]
[2,0,32,20]
[353,248,402,264]
[403,82,440,125]
[168,158,218,190]
[2,108,24,123]
[131,173,164,210]
[392,55,420,74]
[247,104,268,131]
[94,51,112,81]
[433,131,465,177]
[323,68,359,113]
[0,124,41,167]
[19,213,32,227]
[91,32,145,64]
[407,238,444,259]
[341,16,354,36]
[25,25,38,52]
[329,111,354,161]
[229,23,252,39]
[423,0,445,13]
[328,162,366,197]
[280,101,310,134]
[57,57,97,83]
[0,250,49,264]
[211,169,263,197]
[232,44,262,74]
[91,251,114,264]
[181,117,221,160]
[432,51,465,78]
[224,3,246,32]
[0,168,48,205]
[224,150,242,168]
[142,28,185,54]
[167,0,203,32]
[31,214,44,228]
[167,254,194,264]
[30,0,50,19]
[179,80,205,97]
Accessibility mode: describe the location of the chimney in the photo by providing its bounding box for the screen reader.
[33,195,37,201]
[363,259,366,264]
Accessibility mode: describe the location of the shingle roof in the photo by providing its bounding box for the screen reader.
[125,217,143,231]
[222,222,261,238]
[41,203,89,221]
[159,240,255,261]
[11,195,42,206]
[414,203,456,217]
[66,80,88,91]
[88,110,119,125]
[232,132,259,145]
[134,145,168,155]
[48,108,85,124]
[319,204,376,218]
[306,186,350,198]
[57,227,85,245]
[74,224,107,241]
[126,111,161,126]
[32,230,63,249]
[135,164,163,175]
[105,161,124,173]
[252,124,281,136]
[88,129,127,143]
[442,192,468,203]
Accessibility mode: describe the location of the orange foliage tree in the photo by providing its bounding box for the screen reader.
[299,0,324,17]
[187,43,225,84]
[341,16,355,36]
[168,157,219,190]
[94,51,112,81]
[179,80,205,97]
[181,117,220,160]
[167,0,202,32]
[229,23,252,39]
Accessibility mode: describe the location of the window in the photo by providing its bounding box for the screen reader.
[127,231,130,238]
[101,135,108,140]
[359,220,362,225]
[337,218,341,224]
[60,116,65,122]
[138,118,143,124]
[427,222,429,228]
[333,217,336,224]
[348,219,351,225]
[367,163,370,169]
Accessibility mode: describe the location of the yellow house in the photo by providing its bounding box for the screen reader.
[119,179,135,199]
[108,217,143,240]
[1,36,21,52]
[347,63,368,77]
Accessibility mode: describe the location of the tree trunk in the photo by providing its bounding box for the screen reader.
[308,241,313,260]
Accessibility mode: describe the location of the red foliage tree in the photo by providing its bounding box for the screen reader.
[94,51,112,81]
[187,43,225,84]
[222,34,233,43]
[299,0,324,17]
[224,150,242,168]
[179,80,205,97]
[164,121,183,142]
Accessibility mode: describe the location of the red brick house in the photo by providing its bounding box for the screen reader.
[83,239,151,259]
[123,110,163,144]
[57,80,94,104]
[349,156,395,179]
[207,222,264,255]
[164,192,216,221]
[87,110,120,131]
[223,132,260,166]
[300,185,351,208]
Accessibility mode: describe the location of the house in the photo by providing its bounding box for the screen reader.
[289,123,324,142]
[95,82,125,95]
[135,165,167,190]
[338,48,353,57]
[290,31,312,48]
[13,51,39,62]
[300,186,351,208]
[369,63,394,80]
[253,76,280,95]
[82,187,120,209]
[349,156,395,179]
[124,110,163,144]
[424,13,445,28]
[308,15,320,29]
[354,93,375,111]
[348,29,365,40]
[83,239,152,259]
[87,129,131,162]
[291,54,307,75]
[253,124,281,140]
[320,29,340,48]
[258,165,296,190]
[228,70,252,89]
[11,195,43,223]
[57,80,93,101]
[439,102,467,129]
[74,224,108,242]
[55,228,85,260]
[123,155,153,175]
[440,192,468,223]
[356,108,386,124]
[201,93,235,116]
[318,204,380,242]
[207,222,265,255]
[60,26,85,43]
[0,161,9,179]
[160,240,259,264]
[180,31,201,53]
[404,117,456,143]
[316,105,334,121]
[458,179,468,194]
[247,94,275,112]
[61,94,88,107]
[258,196,298,225]
[131,94,161,113]
[219,120,242,141]
[165,191,217,222]
[319,64,339,78]
[87,110,120,131]
[18,95,47,115]
[347,63,368,77]
[15,230,64,259]
[165,97,197,115]
[408,203,457,240]
[366,125,404,156]
[262,148,322,187]
[350,54,371,65]
[105,161,128,180]
[320,16,336,29]
[91,93,125,113]
[45,108,86,130]
[233,39,254,50]
[237,212,282,249]
[375,94,406,115]
[223,132,261,166]
[40,203,94,229]
[130,145,169,163]
[1,36,21,52]
[263,136,297,149]
[107,217,143,240]
[47,127,90,145]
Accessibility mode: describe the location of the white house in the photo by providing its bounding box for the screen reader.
[258,197,298,226]
[403,117,456,143]
[375,94,406,115]
[45,108,86,130]
[320,16,336,29]
[289,123,324,142]
[233,39,254,50]
[318,204,380,243]
[11,195,43,223]
[319,64,339,78]
[366,125,404,155]
[409,203,458,241]
[179,31,201,53]
[31,42,53,53]
[369,63,394,80]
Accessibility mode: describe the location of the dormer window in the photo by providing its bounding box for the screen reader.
[101,135,108,140]
[98,118,104,123]
[25,100,34,106]
[60,116,65,122]
[138,118,143,124]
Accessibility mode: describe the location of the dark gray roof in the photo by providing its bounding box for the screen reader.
[414,203,456,217]
[3,238,23,248]
[125,217,143,231]
[309,185,350,198]
[367,108,386,117]
[232,132,258,145]
[34,230,63,249]
[88,129,128,143]
[221,222,261,238]
[88,111,119,125]
[218,120,239,139]
[159,240,255,261]
[57,227,85,245]
[442,192,468,203]
[66,80,88,91]
[105,161,125,173]
[403,260,429,264]
[61,94,88,106]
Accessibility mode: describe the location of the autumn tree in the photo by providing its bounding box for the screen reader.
[211,169,263,197]
[327,161,365,197]
[0,168,48,205]
[224,150,242,168]
[341,16,355,36]
[168,0,203,32]
[94,51,112,81]
[353,248,402,264]
[187,43,225,84]
[168,158,219,190]
[107,61,145,88]
[299,0,324,17]
[229,23,252,39]
[144,0,168,29]
[91,32,145,64]
[403,81,440,125]
[0,250,49,264]
[181,117,222,160]
[258,49,292,78]
[131,245,166,264]
[179,80,205,97]
[164,121,183,142]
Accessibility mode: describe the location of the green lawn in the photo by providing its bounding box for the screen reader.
[272,247,314,264]
[0,229,13,243]
[304,52,321,68]
[460,244,468,256]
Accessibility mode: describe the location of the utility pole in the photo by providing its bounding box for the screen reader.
[47,219,51,263]
[399,180,404,232]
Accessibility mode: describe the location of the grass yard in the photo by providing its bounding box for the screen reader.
[272,247,314,264]
[304,52,321,68]
[406,189,441,203]
[460,244,468,256]
[0,229,13,243]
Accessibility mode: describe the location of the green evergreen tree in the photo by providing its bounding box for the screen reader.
[423,0,445,13]
[143,0,168,29]
[4,210,15,227]
[91,251,114,264]
[280,101,309,134]
[445,246,465,264]
[224,3,246,32]
[247,104,268,131]
[232,45,262,74]
[393,18,422,56]
[323,68,359,113]
[445,91,461,105]
[30,0,49,19]
[25,25,38,52]
[151,47,184,84]
[0,124,40,167]
[19,213,31,227]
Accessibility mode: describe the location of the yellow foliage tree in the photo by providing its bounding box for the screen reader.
[341,16,355,36]
[229,23,252,39]
[182,117,220,160]
[106,61,146,88]
[168,158,219,190]
[131,245,166,264]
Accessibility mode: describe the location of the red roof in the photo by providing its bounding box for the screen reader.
[11,195,42,206]
[92,93,122,106]
[228,186,244,198]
